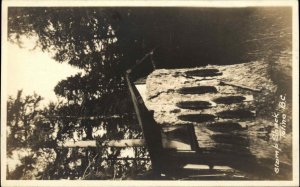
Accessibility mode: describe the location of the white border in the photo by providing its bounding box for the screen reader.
[1,1,299,186]
[1,0,298,7]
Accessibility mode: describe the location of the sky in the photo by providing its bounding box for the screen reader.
[6,38,82,105]
[5,38,83,171]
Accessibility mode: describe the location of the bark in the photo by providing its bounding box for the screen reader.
[145,61,292,179]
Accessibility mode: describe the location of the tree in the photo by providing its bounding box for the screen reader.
[9,7,140,142]
[7,90,151,180]
[8,7,292,70]
[7,6,151,173]
[7,90,43,155]
[6,90,57,179]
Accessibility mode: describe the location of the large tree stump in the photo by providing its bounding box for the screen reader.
[145,61,292,179]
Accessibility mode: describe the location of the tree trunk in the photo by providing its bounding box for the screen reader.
[85,125,93,140]
[145,62,292,179]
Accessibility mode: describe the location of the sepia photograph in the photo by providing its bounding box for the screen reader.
[1,0,299,186]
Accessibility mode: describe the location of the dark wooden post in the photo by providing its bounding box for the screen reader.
[125,72,166,178]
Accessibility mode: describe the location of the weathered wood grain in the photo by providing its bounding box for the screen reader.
[145,61,292,179]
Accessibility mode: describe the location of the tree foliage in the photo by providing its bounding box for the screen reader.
[7,90,43,155]
[7,91,57,179]
[7,91,151,180]
[8,7,292,71]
